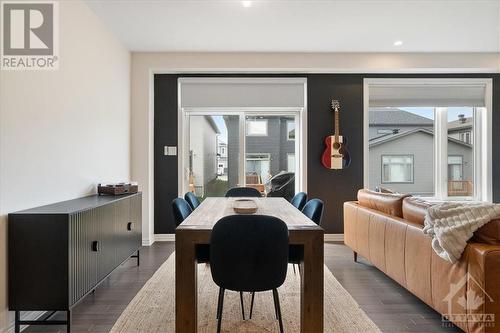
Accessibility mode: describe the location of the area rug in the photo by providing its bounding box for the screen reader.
[110,253,381,333]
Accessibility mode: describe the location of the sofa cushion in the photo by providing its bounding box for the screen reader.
[402,197,434,226]
[473,219,500,244]
[357,189,410,218]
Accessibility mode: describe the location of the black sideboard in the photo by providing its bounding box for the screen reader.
[8,193,142,333]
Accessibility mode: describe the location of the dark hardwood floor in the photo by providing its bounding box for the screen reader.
[22,242,461,333]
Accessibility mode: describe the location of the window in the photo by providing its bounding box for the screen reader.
[287,121,295,140]
[246,119,268,136]
[246,154,271,184]
[381,155,414,183]
[448,156,463,181]
[459,132,471,144]
[365,78,492,201]
[287,154,295,172]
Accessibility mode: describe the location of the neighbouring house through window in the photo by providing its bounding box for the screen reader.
[287,121,295,140]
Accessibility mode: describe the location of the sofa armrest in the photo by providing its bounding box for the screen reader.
[463,243,500,333]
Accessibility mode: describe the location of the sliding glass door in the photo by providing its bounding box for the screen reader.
[182,111,302,201]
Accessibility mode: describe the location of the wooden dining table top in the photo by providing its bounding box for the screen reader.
[177,197,323,231]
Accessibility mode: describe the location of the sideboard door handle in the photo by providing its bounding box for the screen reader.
[92,241,100,252]
[127,222,134,231]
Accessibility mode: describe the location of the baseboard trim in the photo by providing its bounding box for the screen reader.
[324,233,344,242]
[150,233,343,243]
[154,234,175,242]
[142,238,154,246]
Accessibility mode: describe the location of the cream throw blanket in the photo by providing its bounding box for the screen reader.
[423,202,500,263]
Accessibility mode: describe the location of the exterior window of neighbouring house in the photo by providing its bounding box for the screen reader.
[381,155,414,183]
[287,154,295,172]
[448,156,463,181]
[459,132,471,144]
[246,119,268,136]
[287,121,295,140]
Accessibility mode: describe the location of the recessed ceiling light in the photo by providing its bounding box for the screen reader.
[242,1,252,7]
[394,40,403,46]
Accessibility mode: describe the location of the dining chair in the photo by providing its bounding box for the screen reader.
[289,198,324,273]
[225,187,262,197]
[172,198,192,227]
[171,198,210,263]
[290,192,307,211]
[210,215,288,333]
[302,198,324,225]
[184,192,200,210]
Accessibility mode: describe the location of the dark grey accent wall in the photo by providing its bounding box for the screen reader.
[154,73,500,234]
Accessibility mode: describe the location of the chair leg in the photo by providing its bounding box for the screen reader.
[216,288,225,333]
[354,251,358,262]
[240,291,245,320]
[249,292,255,319]
[216,287,222,319]
[272,289,284,333]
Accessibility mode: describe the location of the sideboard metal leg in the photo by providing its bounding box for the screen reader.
[14,311,20,333]
[67,310,72,333]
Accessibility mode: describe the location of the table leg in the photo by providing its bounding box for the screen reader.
[175,232,197,333]
[299,232,324,333]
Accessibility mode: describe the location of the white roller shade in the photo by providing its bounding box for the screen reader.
[370,84,486,107]
[179,78,306,108]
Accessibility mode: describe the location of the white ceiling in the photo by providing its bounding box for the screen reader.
[85,0,500,53]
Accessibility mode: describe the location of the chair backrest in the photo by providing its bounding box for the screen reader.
[210,215,289,292]
[184,192,200,210]
[225,187,261,197]
[172,198,193,227]
[290,192,308,211]
[302,198,324,225]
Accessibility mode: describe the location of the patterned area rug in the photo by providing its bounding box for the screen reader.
[110,253,381,333]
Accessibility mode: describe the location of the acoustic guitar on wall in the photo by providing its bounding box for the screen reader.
[321,100,351,170]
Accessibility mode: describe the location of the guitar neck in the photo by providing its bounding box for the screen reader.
[334,109,340,142]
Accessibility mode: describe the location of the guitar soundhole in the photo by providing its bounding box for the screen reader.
[333,142,340,150]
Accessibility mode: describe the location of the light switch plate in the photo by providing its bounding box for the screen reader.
[164,146,177,156]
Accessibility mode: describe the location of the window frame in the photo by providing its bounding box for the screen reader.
[363,78,493,202]
[380,154,415,184]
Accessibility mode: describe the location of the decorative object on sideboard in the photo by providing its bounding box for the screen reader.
[98,182,138,195]
[321,99,351,170]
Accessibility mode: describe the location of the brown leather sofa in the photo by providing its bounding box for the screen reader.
[344,189,500,333]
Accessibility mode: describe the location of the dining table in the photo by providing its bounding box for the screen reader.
[175,196,324,333]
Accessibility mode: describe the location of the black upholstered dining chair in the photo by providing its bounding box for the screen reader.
[172,198,192,226]
[289,198,324,273]
[171,198,210,263]
[184,192,200,210]
[290,192,307,211]
[302,198,324,225]
[225,187,261,197]
[210,215,289,333]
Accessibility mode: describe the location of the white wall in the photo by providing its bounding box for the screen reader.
[0,1,130,332]
[131,51,499,242]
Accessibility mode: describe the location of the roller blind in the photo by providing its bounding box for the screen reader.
[179,78,306,108]
[369,84,486,107]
